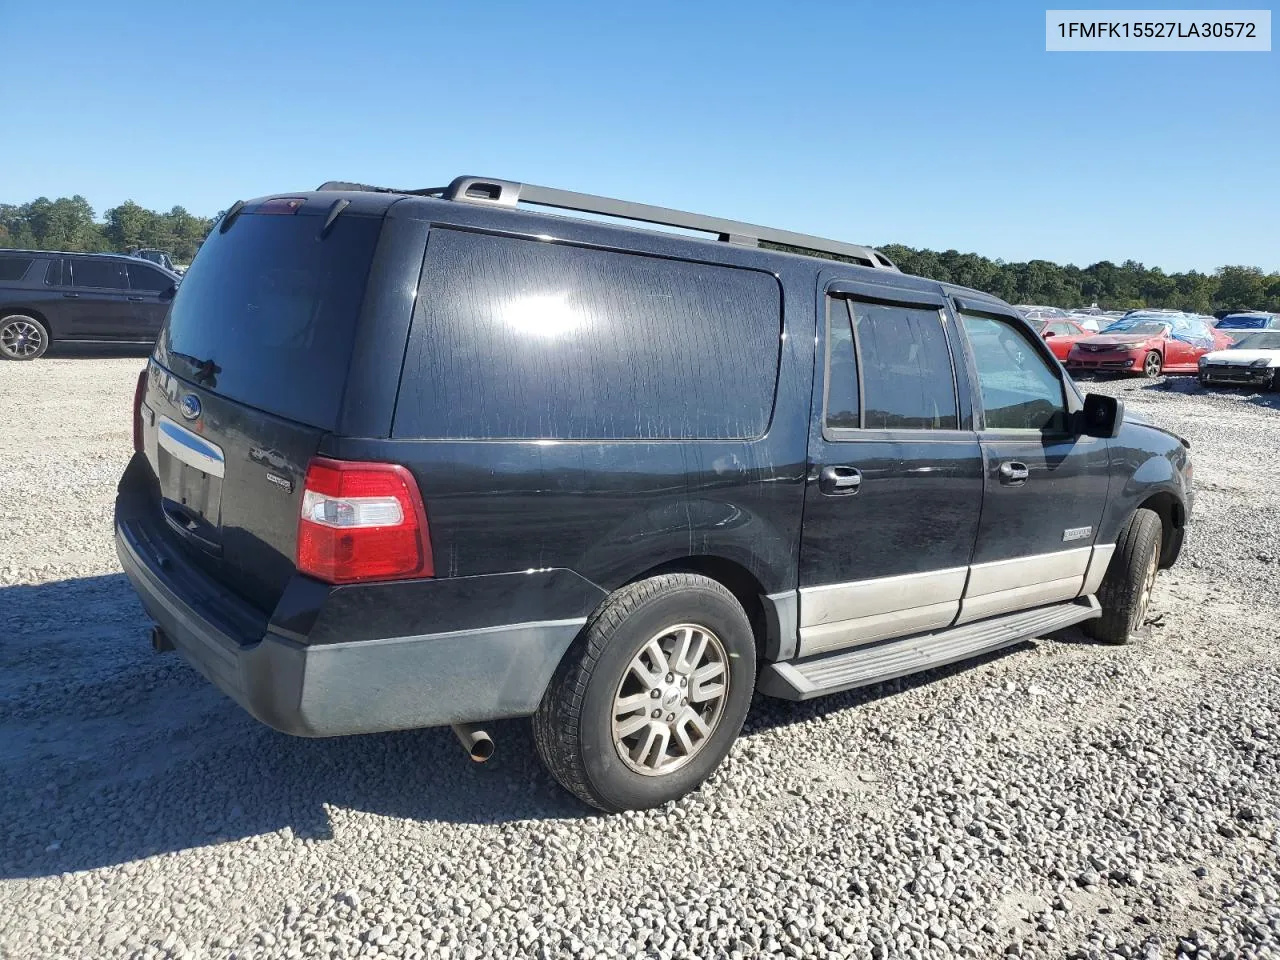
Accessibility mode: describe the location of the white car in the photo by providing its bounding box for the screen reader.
[1198,331,1280,390]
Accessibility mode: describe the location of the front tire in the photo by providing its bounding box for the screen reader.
[1141,350,1163,378]
[0,314,49,360]
[533,573,756,812]
[1085,508,1162,645]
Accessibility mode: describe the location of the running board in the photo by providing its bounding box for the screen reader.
[758,596,1101,701]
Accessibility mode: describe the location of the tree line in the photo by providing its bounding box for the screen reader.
[2,195,1277,313]
[0,196,214,264]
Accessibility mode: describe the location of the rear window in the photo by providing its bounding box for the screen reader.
[156,211,382,429]
[394,229,782,440]
[0,256,34,282]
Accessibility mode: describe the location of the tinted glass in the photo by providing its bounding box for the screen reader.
[851,301,957,430]
[825,297,858,429]
[1219,315,1268,329]
[0,256,33,282]
[1229,332,1280,350]
[44,259,63,285]
[157,211,382,430]
[127,263,174,293]
[961,313,1068,432]
[70,259,128,289]
[396,229,781,440]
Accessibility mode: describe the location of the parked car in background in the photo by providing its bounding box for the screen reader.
[1066,313,1104,332]
[1216,312,1280,333]
[114,175,1191,811]
[0,250,179,360]
[130,248,180,274]
[1066,312,1232,378]
[1029,317,1092,359]
[1016,305,1072,322]
[1198,331,1280,390]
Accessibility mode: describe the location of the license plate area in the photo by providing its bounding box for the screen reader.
[156,417,225,554]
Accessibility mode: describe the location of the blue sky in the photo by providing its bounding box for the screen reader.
[2,0,1275,271]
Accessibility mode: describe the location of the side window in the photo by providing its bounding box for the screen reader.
[1045,322,1070,336]
[127,263,174,293]
[44,259,63,286]
[70,259,128,290]
[851,300,958,430]
[0,256,34,282]
[394,229,783,440]
[961,313,1069,432]
[824,297,859,430]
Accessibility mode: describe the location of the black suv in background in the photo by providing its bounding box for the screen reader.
[0,250,179,360]
[115,177,1193,811]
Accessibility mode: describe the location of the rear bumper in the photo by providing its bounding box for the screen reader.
[114,460,587,737]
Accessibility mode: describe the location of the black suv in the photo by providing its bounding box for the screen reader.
[115,177,1193,811]
[0,250,179,360]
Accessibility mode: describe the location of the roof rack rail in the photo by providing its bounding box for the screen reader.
[316,176,897,270]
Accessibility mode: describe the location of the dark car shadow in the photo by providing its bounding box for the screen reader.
[0,574,587,880]
[1,573,1082,880]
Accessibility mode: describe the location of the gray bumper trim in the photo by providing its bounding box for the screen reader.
[116,518,584,737]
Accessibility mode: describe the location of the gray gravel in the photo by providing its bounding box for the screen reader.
[2,358,1279,960]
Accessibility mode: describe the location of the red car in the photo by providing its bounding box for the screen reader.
[1066,315,1234,378]
[1031,319,1090,361]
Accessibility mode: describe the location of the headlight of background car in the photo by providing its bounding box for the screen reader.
[1198,356,1208,367]
[1251,358,1271,368]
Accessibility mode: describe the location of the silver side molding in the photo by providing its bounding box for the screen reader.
[795,544,1118,657]
[1079,543,1117,595]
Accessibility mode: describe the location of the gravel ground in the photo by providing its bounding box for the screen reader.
[1,357,1278,960]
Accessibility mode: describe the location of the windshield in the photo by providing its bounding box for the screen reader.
[1219,315,1271,329]
[1229,332,1280,350]
[1104,319,1170,336]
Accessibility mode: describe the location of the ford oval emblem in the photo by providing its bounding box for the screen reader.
[180,394,202,421]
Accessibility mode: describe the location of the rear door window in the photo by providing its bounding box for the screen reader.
[824,297,859,430]
[395,229,782,440]
[850,300,958,430]
[70,259,128,289]
[156,211,383,430]
[44,259,64,286]
[0,256,34,282]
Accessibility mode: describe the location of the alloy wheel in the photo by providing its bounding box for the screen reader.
[0,318,45,359]
[611,623,729,776]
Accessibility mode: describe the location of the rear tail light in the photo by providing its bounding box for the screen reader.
[296,457,433,584]
[132,369,148,453]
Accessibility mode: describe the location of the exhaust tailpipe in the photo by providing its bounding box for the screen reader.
[451,723,494,763]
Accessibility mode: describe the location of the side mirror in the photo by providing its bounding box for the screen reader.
[160,284,177,301]
[1079,393,1124,439]
[1043,330,1056,338]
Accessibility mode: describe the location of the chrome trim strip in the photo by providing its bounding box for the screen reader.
[157,417,225,479]
[800,566,968,627]
[800,600,959,656]
[964,547,1091,597]
[1079,543,1117,596]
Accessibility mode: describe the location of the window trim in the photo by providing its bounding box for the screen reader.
[44,258,64,286]
[821,290,970,443]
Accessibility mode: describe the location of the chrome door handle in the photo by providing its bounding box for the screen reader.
[999,461,1030,484]
[819,465,862,496]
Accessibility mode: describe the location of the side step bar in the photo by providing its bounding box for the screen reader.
[758,596,1101,701]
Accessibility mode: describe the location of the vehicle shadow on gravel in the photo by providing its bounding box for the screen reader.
[44,344,152,360]
[0,575,588,880]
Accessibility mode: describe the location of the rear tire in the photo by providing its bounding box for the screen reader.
[0,314,49,360]
[1085,508,1162,645]
[533,573,756,812]
[1141,351,1162,378]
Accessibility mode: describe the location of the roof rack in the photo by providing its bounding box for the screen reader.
[315,176,897,271]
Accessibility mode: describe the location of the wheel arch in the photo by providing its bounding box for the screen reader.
[0,307,55,341]
[1135,490,1185,568]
